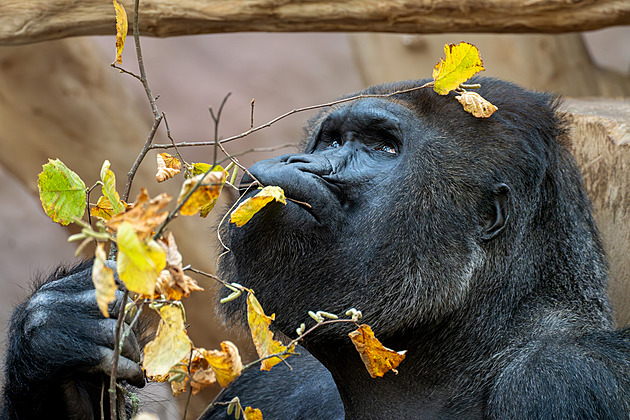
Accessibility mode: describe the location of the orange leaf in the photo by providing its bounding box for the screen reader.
[106,188,171,240]
[246,293,294,371]
[230,186,286,227]
[455,91,498,118]
[156,153,182,183]
[432,42,485,95]
[112,0,128,65]
[177,170,226,217]
[203,341,243,387]
[348,324,406,378]
[244,407,264,420]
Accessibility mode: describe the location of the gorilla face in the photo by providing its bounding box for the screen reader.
[219,78,534,341]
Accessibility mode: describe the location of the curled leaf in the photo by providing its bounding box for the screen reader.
[143,305,192,377]
[455,91,498,118]
[155,232,204,300]
[156,153,182,183]
[247,293,294,371]
[432,42,485,95]
[177,169,227,217]
[203,341,243,388]
[348,324,406,378]
[116,221,166,297]
[100,160,125,215]
[38,159,86,225]
[230,186,286,227]
[113,0,128,65]
[92,243,117,318]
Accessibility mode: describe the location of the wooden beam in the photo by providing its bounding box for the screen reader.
[2,0,629,46]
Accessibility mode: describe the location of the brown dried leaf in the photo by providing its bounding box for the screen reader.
[348,324,406,378]
[203,341,243,388]
[106,188,171,240]
[92,242,117,318]
[247,293,294,371]
[156,153,182,183]
[177,170,226,217]
[154,233,204,300]
[455,91,498,118]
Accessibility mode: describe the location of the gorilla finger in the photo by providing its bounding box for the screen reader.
[107,290,137,322]
[98,319,142,363]
[96,347,145,388]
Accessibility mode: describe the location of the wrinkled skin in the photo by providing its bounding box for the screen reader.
[4,78,630,420]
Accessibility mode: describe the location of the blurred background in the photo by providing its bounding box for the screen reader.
[1,29,629,417]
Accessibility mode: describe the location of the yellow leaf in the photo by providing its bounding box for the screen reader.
[113,0,128,65]
[177,170,226,217]
[455,91,498,118]
[92,243,117,318]
[100,160,125,215]
[246,293,293,371]
[348,324,406,378]
[203,341,243,387]
[116,221,166,296]
[107,189,171,240]
[244,407,264,420]
[143,305,192,377]
[90,195,116,222]
[38,159,86,225]
[432,42,485,95]
[154,233,204,300]
[190,162,213,177]
[230,186,286,227]
[156,153,182,183]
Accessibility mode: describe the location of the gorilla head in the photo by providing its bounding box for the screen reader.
[218,78,620,418]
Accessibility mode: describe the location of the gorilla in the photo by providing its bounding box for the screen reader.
[3,77,630,420]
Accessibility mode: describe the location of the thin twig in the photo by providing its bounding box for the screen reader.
[110,64,142,82]
[209,93,232,169]
[109,289,130,420]
[133,0,159,119]
[162,112,187,168]
[250,98,255,129]
[148,84,431,152]
[122,114,163,202]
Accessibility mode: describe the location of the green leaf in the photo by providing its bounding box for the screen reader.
[116,221,166,296]
[432,42,485,95]
[38,159,86,225]
[100,160,125,215]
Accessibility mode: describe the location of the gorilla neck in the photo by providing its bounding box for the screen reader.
[304,317,493,419]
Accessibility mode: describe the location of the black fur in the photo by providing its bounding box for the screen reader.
[4,78,630,419]
[218,78,630,418]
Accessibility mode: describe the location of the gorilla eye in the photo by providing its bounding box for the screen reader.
[328,140,342,149]
[376,143,397,154]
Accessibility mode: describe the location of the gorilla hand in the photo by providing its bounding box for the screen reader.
[1,261,144,420]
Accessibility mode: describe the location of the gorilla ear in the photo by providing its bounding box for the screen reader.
[481,183,510,241]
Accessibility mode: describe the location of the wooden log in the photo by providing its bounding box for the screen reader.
[1,0,630,46]
[561,99,630,327]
